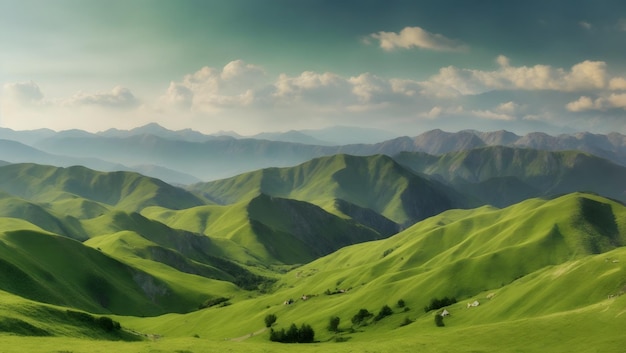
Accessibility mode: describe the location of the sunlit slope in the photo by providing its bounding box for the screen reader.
[0,289,138,341]
[0,192,88,240]
[0,229,222,316]
[143,194,389,265]
[124,193,625,343]
[395,146,626,206]
[190,154,470,226]
[0,163,205,212]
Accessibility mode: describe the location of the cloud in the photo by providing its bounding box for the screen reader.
[566,93,626,112]
[609,77,626,90]
[3,81,45,105]
[63,86,139,108]
[368,26,467,52]
[421,56,609,96]
[579,21,592,30]
[495,101,521,114]
[161,60,266,112]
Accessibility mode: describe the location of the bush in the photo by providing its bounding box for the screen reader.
[199,296,230,309]
[328,316,340,332]
[351,309,373,326]
[434,314,445,327]
[269,323,315,343]
[96,316,120,332]
[424,296,457,312]
[374,305,393,322]
[397,299,405,308]
[264,314,277,328]
[400,317,413,327]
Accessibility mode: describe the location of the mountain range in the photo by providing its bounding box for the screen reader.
[1,124,625,183]
[0,125,624,352]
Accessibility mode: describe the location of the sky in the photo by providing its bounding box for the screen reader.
[1,0,626,136]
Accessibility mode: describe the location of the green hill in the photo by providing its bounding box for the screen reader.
[143,194,391,265]
[121,193,625,344]
[395,146,626,206]
[0,163,205,212]
[190,154,471,227]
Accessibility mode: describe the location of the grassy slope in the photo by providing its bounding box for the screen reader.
[0,193,624,351]
[143,194,389,265]
[0,163,205,212]
[395,146,626,206]
[0,228,227,316]
[190,154,469,226]
[117,193,626,346]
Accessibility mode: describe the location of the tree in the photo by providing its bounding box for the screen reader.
[264,313,277,328]
[328,316,340,332]
[434,314,445,327]
[351,308,373,326]
[397,299,406,308]
[298,324,315,343]
[374,305,393,321]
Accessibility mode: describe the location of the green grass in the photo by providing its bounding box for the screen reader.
[190,154,469,226]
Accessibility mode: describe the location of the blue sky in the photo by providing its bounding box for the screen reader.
[2,0,626,135]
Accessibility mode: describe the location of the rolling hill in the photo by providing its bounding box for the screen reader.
[394,146,626,206]
[0,163,205,212]
[190,154,471,227]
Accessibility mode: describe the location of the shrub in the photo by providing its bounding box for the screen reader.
[400,317,413,327]
[96,316,120,332]
[351,309,373,326]
[264,314,277,328]
[397,299,405,308]
[434,314,445,327]
[328,316,340,332]
[199,296,230,309]
[374,305,393,322]
[424,296,457,312]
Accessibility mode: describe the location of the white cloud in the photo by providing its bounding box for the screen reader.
[566,96,598,112]
[566,93,626,112]
[496,101,521,114]
[579,21,592,30]
[471,110,515,121]
[421,56,609,96]
[3,81,45,105]
[609,77,626,90]
[63,86,139,108]
[369,26,467,52]
[161,60,267,112]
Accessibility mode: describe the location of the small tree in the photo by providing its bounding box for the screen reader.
[397,299,405,308]
[434,314,445,327]
[351,308,373,326]
[374,305,393,321]
[328,316,340,332]
[298,323,315,343]
[264,313,277,328]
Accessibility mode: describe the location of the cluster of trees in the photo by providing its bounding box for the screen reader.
[269,323,315,343]
[424,296,457,312]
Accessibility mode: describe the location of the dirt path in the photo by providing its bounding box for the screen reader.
[230,327,267,342]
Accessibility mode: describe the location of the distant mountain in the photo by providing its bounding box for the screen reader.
[394,146,626,207]
[0,127,56,145]
[190,154,471,227]
[0,139,199,185]
[98,122,216,143]
[2,124,625,183]
[250,130,332,145]
[300,125,400,145]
